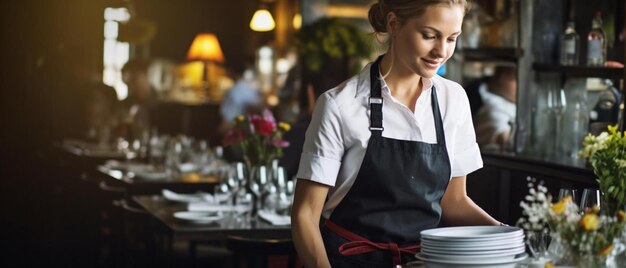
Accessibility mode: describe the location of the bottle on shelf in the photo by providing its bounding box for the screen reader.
[566,95,589,159]
[559,21,579,66]
[498,0,518,48]
[586,11,606,67]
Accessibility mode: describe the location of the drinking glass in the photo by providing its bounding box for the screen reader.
[214,182,231,205]
[527,231,550,261]
[249,165,269,213]
[557,188,579,204]
[234,162,248,186]
[580,188,601,212]
[275,167,288,193]
[234,189,253,220]
[547,87,567,159]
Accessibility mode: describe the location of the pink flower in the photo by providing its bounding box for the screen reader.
[262,108,276,126]
[270,140,290,148]
[250,115,275,136]
[223,129,245,147]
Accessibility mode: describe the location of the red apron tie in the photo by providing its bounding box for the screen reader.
[325,220,421,266]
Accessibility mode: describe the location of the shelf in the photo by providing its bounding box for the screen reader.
[461,47,523,62]
[532,64,624,79]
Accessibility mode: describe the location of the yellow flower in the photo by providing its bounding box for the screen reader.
[544,261,554,268]
[551,196,571,214]
[235,115,245,122]
[598,244,614,256]
[580,214,599,231]
[278,122,291,132]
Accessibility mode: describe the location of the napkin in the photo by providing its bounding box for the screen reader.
[258,210,291,226]
[187,202,250,214]
[162,189,211,203]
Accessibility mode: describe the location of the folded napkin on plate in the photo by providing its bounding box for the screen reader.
[187,202,234,212]
[258,210,291,226]
[163,189,212,203]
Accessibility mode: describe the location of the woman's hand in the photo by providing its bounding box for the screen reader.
[291,179,332,268]
[440,176,501,226]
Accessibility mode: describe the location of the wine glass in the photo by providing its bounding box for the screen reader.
[547,87,567,159]
[234,162,248,186]
[580,188,601,213]
[557,188,579,204]
[249,165,269,214]
[214,182,231,205]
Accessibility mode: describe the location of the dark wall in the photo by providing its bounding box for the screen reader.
[135,0,259,67]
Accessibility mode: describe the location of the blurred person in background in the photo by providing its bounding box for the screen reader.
[219,62,262,162]
[219,62,261,123]
[119,59,156,141]
[473,65,517,151]
[52,49,119,142]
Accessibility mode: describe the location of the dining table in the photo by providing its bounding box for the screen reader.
[132,195,292,265]
[133,195,291,241]
[97,165,220,196]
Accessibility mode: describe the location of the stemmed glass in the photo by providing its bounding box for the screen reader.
[234,162,248,187]
[249,165,269,214]
[547,87,567,159]
[580,188,601,213]
[557,188,579,203]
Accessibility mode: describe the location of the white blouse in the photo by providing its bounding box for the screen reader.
[296,62,483,219]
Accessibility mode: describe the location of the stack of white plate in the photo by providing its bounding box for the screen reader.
[416,226,528,268]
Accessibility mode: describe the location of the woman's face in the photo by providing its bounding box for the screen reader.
[390,4,464,78]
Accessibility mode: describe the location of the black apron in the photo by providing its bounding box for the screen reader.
[322,56,451,267]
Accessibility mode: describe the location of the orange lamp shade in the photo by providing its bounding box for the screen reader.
[186,33,225,63]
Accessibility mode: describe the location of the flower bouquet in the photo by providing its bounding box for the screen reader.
[518,178,626,267]
[578,125,626,216]
[223,109,291,166]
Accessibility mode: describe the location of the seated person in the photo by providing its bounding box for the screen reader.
[474,65,517,151]
[119,59,156,141]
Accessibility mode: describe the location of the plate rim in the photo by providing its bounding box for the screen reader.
[415,252,528,265]
[421,226,523,240]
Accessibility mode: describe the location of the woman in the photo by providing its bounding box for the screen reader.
[291,0,502,267]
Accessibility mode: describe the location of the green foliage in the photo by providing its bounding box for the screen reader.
[296,18,373,74]
[579,125,626,216]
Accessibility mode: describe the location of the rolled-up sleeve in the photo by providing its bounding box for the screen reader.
[452,93,483,177]
[296,94,344,186]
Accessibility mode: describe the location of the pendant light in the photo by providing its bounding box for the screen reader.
[250,3,275,32]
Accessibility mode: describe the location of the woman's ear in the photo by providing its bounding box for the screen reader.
[386,12,397,35]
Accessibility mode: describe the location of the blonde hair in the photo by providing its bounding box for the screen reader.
[368,0,468,33]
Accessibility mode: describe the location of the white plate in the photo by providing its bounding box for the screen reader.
[421,242,526,252]
[421,232,524,243]
[421,246,525,261]
[421,226,523,241]
[173,211,223,224]
[421,236,524,248]
[416,252,528,266]
[421,244,526,256]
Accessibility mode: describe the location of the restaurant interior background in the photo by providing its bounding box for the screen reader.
[0,0,624,267]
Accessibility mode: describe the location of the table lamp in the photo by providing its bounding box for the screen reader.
[186,33,225,100]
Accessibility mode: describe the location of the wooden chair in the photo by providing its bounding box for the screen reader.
[226,235,297,268]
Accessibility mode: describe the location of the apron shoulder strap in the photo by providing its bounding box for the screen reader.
[369,56,384,136]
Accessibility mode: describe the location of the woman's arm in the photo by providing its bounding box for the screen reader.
[291,179,331,268]
[440,176,501,226]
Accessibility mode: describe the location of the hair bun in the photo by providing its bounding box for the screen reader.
[368,2,387,33]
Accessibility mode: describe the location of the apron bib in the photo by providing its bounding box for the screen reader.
[322,56,451,266]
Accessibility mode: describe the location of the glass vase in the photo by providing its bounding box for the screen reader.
[572,254,611,268]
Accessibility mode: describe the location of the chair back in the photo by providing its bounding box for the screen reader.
[226,235,297,268]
